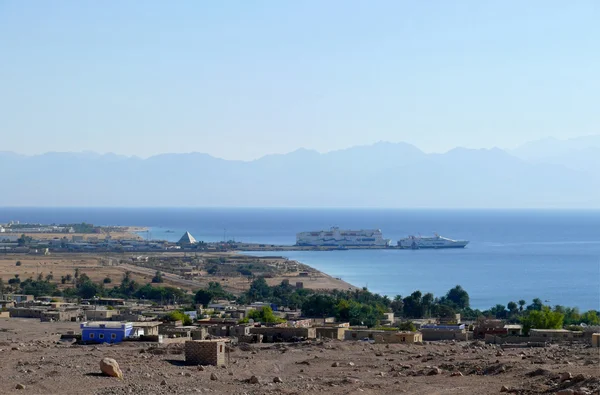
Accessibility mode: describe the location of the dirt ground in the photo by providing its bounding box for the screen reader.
[20,228,144,241]
[0,253,356,295]
[0,319,598,395]
[0,256,155,290]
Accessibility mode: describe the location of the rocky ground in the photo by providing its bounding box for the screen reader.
[0,319,598,395]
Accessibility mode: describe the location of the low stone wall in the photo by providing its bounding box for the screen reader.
[316,327,347,340]
[420,330,468,341]
[485,334,586,345]
[249,327,316,342]
[345,330,422,343]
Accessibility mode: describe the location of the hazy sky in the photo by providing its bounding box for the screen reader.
[1,1,598,160]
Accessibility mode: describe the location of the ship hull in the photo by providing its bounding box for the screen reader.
[296,227,390,247]
[397,236,469,250]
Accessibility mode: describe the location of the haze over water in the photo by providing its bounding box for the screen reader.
[1,207,598,311]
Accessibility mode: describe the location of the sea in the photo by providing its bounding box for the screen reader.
[1,207,599,311]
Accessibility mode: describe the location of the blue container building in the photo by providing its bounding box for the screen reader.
[80,322,133,343]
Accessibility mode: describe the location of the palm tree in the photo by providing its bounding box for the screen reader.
[518,300,526,312]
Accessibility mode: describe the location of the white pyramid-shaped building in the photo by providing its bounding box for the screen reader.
[178,231,197,245]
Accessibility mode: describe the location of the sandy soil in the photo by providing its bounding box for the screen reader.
[20,228,144,241]
[0,253,357,295]
[0,256,154,290]
[0,319,598,395]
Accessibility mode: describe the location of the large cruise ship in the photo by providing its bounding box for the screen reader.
[397,234,469,249]
[296,227,391,247]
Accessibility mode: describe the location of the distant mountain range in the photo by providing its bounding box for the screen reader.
[2,135,599,208]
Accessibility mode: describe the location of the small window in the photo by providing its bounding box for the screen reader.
[99,333,104,339]
[89,333,95,339]
[111,333,117,339]
[402,337,406,342]
[219,345,223,353]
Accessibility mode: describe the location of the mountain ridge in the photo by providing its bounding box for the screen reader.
[2,137,598,208]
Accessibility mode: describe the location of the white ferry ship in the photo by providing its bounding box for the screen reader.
[296,227,391,247]
[397,234,469,249]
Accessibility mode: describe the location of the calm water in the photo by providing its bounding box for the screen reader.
[1,208,599,310]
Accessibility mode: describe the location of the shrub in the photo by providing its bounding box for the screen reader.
[397,321,417,332]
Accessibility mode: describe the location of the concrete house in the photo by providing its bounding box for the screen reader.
[420,324,469,341]
[85,309,119,321]
[81,322,133,343]
[185,340,227,366]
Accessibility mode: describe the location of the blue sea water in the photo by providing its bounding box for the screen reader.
[1,207,599,311]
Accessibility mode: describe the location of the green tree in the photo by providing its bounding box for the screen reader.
[507,301,518,316]
[45,273,54,282]
[247,277,272,301]
[151,271,164,283]
[422,293,434,318]
[166,310,192,325]
[194,289,213,306]
[527,298,543,311]
[446,285,470,309]
[521,306,564,334]
[247,306,282,324]
[581,310,600,325]
[301,294,337,317]
[390,295,404,316]
[103,277,112,284]
[397,321,416,332]
[402,291,423,318]
[518,300,526,312]
[78,281,101,299]
[15,261,22,266]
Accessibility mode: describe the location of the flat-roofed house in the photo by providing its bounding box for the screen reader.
[81,322,133,343]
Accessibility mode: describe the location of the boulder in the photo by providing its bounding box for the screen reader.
[427,367,442,376]
[99,358,123,379]
[249,375,260,384]
[15,384,26,390]
[331,362,340,367]
[197,366,205,371]
[160,379,167,385]
[560,372,573,382]
[273,376,283,383]
[450,372,463,377]
[210,373,218,381]
[500,385,509,392]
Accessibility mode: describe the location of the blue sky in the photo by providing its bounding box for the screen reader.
[1,1,598,160]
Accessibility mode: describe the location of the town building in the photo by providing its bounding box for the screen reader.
[185,339,227,366]
[592,333,599,348]
[504,324,523,336]
[178,231,197,245]
[131,322,162,337]
[316,326,347,340]
[249,326,316,342]
[85,309,119,321]
[529,329,584,340]
[344,329,422,343]
[474,319,508,338]
[420,324,469,341]
[80,322,133,343]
